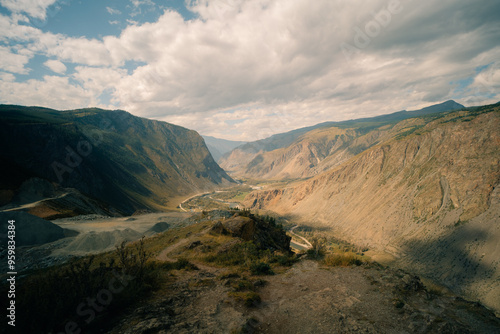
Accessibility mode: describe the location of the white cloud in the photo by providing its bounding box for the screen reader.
[0,75,93,109]
[0,0,57,20]
[43,59,66,74]
[0,12,42,42]
[129,0,155,17]
[72,66,127,104]
[130,0,154,8]
[462,61,500,106]
[109,20,119,25]
[106,6,121,15]
[0,71,16,82]
[106,0,499,123]
[0,45,30,74]
[0,14,114,67]
[34,34,115,66]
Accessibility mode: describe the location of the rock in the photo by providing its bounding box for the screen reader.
[188,240,202,249]
[222,216,256,241]
[401,274,426,292]
[220,214,291,252]
[210,221,229,235]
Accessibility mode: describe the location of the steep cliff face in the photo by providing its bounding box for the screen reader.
[245,104,500,313]
[0,105,235,214]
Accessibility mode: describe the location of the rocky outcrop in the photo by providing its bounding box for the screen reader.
[211,214,291,253]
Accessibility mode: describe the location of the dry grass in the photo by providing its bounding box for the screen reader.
[229,291,262,307]
[323,252,364,267]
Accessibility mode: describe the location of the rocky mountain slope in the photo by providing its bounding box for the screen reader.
[0,105,234,215]
[220,100,464,179]
[245,103,500,314]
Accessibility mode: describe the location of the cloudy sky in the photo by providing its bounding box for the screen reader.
[1,0,499,140]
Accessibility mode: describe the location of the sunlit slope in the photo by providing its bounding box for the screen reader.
[245,103,500,312]
[220,100,465,179]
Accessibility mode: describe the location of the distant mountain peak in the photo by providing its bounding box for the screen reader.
[410,100,464,114]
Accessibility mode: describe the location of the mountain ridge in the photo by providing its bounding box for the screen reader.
[0,105,235,215]
[220,100,466,179]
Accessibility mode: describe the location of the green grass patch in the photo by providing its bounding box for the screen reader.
[203,241,263,266]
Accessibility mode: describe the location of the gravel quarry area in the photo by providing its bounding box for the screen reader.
[1,212,193,273]
[51,212,192,256]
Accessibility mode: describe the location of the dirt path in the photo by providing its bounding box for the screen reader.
[1,192,70,212]
[156,228,221,275]
[156,237,192,262]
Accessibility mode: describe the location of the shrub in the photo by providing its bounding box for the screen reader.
[162,258,198,271]
[270,254,299,266]
[232,279,255,292]
[204,241,260,266]
[250,262,274,275]
[323,253,363,267]
[218,272,240,280]
[307,237,326,259]
[392,298,405,309]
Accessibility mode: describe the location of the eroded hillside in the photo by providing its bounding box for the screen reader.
[220,100,465,179]
[245,104,500,314]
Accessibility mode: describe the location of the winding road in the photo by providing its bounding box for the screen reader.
[289,225,313,250]
[179,192,212,212]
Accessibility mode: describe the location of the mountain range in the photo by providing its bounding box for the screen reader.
[219,100,465,178]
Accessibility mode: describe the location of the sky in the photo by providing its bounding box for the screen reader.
[0,0,499,141]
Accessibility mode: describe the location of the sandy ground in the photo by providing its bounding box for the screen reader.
[53,212,190,234]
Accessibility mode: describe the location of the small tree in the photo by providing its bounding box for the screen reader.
[116,240,135,271]
[136,236,151,278]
